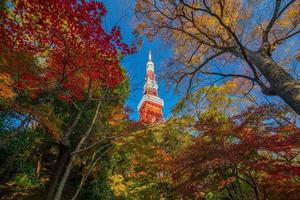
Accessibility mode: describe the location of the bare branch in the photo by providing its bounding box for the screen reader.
[201,0,261,82]
[277,0,297,20]
[262,0,282,43]
[175,51,226,94]
[272,29,300,47]
[199,70,255,81]
[71,124,149,156]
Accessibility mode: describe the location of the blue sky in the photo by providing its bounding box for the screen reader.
[102,0,300,122]
[103,0,181,120]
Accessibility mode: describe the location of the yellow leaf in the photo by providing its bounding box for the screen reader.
[0,73,16,99]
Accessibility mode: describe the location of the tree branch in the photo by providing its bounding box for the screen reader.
[200,70,255,81]
[262,0,282,44]
[202,0,261,82]
[272,29,300,47]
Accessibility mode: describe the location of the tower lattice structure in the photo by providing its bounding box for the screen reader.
[137,51,164,123]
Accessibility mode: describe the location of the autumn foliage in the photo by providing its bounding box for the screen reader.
[1,1,300,200]
[172,105,300,199]
[134,0,300,115]
[0,1,136,199]
[0,0,134,101]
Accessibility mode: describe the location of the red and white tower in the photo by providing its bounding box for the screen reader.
[138,51,164,123]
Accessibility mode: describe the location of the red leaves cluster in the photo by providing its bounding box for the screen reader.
[0,0,135,101]
[218,176,236,190]
[171,105,300,198]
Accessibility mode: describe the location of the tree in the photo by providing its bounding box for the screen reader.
[134,0,300,115]
[1,0,133,103]
[171,104,300,199]
[105,119,193,200]
[0,78,133,199]
[157,81,300,199]
[0,0,135,199]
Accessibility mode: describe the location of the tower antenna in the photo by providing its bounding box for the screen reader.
[149,50,152,61]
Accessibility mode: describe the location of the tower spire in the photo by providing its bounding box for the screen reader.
[149,50,152,61]
[138,50,164,123]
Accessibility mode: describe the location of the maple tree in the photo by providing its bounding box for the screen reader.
[103,117,193,199]
[0,0,134,146]
[0,0,135,199]
[0,80,134,199]
[171,105,300,199]
[134,0,300,115]
[0,0,134,103]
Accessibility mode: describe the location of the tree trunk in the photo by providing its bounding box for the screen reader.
[53,100,101,200]
[53,155,75,200]
[71,158,92,200]
[36,153,42,178]
[247,50,300,115]
[71,146,111,200]
[45,144,70,200]
[46,99,87,199]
